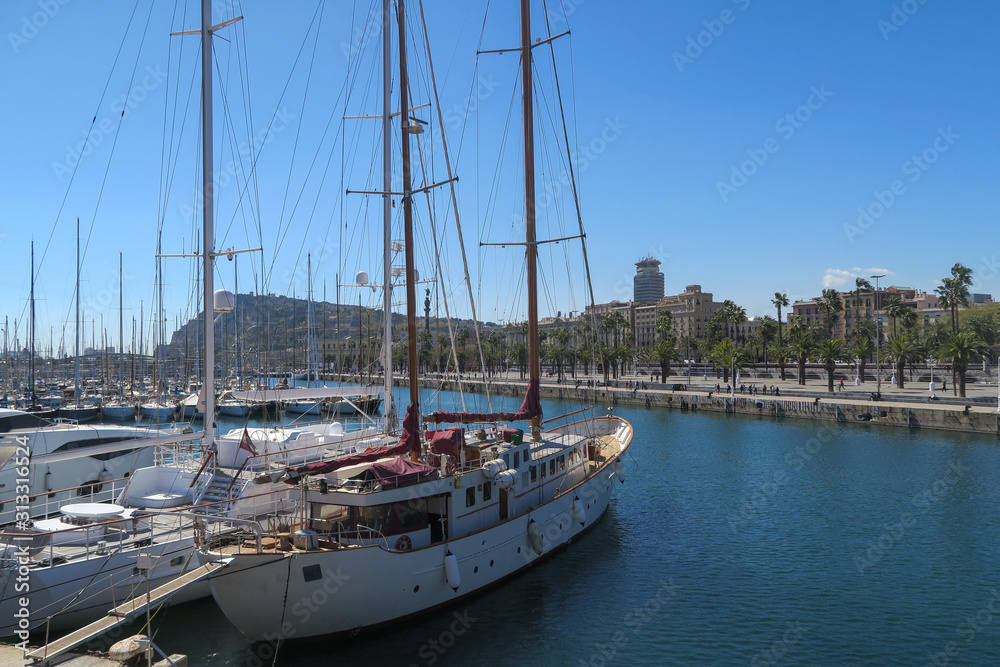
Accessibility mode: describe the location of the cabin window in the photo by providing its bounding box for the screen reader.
[559,455,565,470]
[483,481,492,501]
[170,556,183,567]
[549,460,556,475]
[541,464,547,479]
[466,487,476,508]
[302,564,322,582]
[530,465,537,483]
[524,449,531,461]
[503,454,510,469]
[513,451,520,468]
[395,499,429,530]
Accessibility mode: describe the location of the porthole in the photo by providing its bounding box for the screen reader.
[414,585,420,593]
[474,566,479,574]
[489,560,494,567]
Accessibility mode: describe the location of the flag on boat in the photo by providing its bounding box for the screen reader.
[239,427,257,455]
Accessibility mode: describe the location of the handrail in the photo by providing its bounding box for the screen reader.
[23,475,131,502]
[542,406,593,425]
[188,449,215,488]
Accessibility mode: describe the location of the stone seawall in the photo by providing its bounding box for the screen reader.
[406,378,1000,436]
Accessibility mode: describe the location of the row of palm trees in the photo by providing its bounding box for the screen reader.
[753,264,996,396]
[402,262,995,398]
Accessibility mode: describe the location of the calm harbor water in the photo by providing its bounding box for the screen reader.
[103,390,1000,665]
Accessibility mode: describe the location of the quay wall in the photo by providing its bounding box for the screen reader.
[402,378,1000,437]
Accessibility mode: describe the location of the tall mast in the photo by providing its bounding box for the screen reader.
[398,0,419,412]
[74,217,81,407]
[29,242,35,406]
[118,253,124,398]
[200,0,217,439]
[520,0,541,440]
[382,0,396,428]
[306,253,314,387]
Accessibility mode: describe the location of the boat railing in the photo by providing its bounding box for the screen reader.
[155,443,205,469]
[1,509,190,568]
[5,475,136,524]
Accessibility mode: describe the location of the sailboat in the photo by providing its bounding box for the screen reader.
[199,0,632,642]
[101,254,138,420]
[60,218,100,423]
[2,1,367,644]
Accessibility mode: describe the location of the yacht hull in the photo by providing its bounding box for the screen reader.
[204,419,629,642]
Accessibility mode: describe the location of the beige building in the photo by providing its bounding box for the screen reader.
[633,285,725,349]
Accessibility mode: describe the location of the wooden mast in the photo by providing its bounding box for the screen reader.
[398,0,419,418]
[520,0,541,440]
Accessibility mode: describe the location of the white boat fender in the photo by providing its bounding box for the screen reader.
[444,551,461,591]
[571,497,586,526]
[45,470,52,493]
[614,459,625,484]
[527,519,543,556]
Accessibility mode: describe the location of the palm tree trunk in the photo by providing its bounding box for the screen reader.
[896,358,905,389]
[827,363,834,392]
[778,359,786,381]
[798,357,806,385]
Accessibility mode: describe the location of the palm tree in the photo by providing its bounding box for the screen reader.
[815,338,847,392]
[817,288,843,338]
[651,338,683,381]
[656,310,675,343]
[850,336,875,384]
[886,333,917,389]
[853,317,876,344]
[756,316,777,371]
[601,311,630,348]
[850,277,873,342]
[937,331,988,397]
[772,292,789,347]
[883,296,909,338]
[771,343,791,381]
[707,338,746,385]
[788,325,817,385]
[937,264,973,333]
[718,300,747,342]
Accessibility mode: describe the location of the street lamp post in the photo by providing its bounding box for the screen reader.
[871,274,885,397]
[928,357,935,392]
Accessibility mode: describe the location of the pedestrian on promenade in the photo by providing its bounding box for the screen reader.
[839,377,844,391]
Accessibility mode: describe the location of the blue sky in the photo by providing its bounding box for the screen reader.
[1,0,998,354]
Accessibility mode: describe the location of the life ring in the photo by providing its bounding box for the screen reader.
[395,535,412,551]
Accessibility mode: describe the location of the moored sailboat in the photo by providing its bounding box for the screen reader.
[199,0,632,643]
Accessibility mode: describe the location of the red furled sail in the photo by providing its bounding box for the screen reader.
[283,403,421,481]
[426,378,541,425]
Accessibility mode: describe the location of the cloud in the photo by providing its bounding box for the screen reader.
[822,267,894,289]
